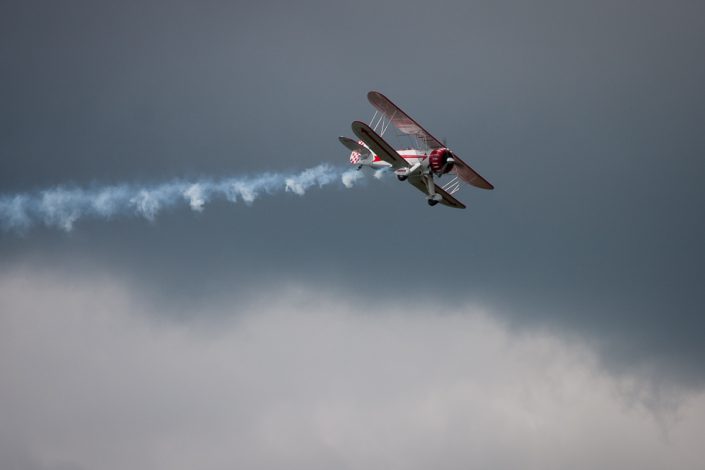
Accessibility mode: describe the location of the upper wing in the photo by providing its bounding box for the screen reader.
[368,91,495,190]
[407,174,466,209]
[450,152,494,190]
[351,121,409,168]
[367,91,445,150]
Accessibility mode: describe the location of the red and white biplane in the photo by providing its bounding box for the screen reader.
[339,91,493,208]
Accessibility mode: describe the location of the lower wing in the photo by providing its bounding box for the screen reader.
[408,174,466,209]
[351,121,409,168]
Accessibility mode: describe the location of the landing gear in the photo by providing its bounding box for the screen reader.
[397,174,408,181]
[424,174,441,206]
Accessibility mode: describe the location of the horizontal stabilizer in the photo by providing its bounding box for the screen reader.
[338,136,370,156]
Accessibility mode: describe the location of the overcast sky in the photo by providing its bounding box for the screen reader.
[2,1,704,469]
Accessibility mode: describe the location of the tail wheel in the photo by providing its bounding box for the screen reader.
[427,199,439,207]
[397,175,408,182]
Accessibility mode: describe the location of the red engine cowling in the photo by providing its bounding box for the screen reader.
[429,148,454,174]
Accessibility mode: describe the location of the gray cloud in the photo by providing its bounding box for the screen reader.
[1,268,704,470]
[1,0,704,393]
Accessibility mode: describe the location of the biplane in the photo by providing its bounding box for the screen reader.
[339,91,493,208]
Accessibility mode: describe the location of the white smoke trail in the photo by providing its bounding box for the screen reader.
[341,169,364,188]
[0,164,370,233]
[373,168,389,180]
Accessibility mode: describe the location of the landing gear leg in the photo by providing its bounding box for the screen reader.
[423,174,441,207]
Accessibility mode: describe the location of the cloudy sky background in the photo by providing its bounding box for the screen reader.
[2,0,704,468]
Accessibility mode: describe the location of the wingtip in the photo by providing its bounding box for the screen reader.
[367,90,384,103]
[351,120,368,132]
[473,182,494,190]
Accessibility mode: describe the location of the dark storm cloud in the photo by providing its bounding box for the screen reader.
[1,0,704,388]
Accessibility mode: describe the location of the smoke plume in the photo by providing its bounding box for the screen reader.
[0,164,365,233]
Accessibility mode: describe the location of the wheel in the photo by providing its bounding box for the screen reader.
[397,175,408,181]
[427,199,439,207]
